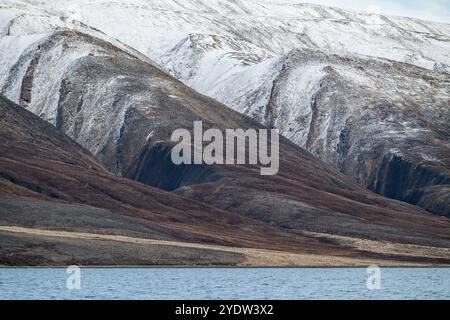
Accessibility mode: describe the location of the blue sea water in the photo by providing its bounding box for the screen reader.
[0,268,449,300]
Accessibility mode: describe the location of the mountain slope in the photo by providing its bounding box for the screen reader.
[1,1,450,265]
[6,0,448,71]
[1,0,449,215]
[260,48,450,216]
[3,94,355,265]
[3,93,450,265]
[1,26,450,248]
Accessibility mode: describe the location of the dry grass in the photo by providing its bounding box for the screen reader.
[1,226,442,267]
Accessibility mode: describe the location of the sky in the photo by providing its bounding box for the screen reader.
[301,0,450,23]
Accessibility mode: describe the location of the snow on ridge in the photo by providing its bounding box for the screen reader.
[0,0,448,216]
[1,0,449,118]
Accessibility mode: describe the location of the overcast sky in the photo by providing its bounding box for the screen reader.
[301,0,450,23]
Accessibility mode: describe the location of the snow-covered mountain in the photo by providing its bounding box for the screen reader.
[4,0,449,67]
[3,0,450,74]
[0,0,449,215]
[5,20,449,255]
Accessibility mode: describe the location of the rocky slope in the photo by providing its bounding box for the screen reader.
[0,94,351,265]
[1,24,450,246]
[0,1,450,265]
[3,93,450,265]
[262,49,450,216]
[1,0,449,215]
[6,0,448,70]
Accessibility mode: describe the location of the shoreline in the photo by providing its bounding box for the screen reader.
[1,226,449,268]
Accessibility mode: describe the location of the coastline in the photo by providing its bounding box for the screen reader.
[1,226,448,268]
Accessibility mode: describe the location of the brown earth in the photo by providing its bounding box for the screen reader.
[1,95,450,265]
[2,226,444,267]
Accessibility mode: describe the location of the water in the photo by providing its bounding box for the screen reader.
[0,268,449,300]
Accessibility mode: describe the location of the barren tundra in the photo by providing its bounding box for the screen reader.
[0,0,449,266]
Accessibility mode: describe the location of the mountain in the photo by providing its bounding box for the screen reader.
[1,28,450,265]
[0,0,450,265]
[3,94,375,266]
[7,0,447,70]
[4,0,447,215]
[1,94,321,265]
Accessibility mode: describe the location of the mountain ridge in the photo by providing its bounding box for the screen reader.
[2,1,448,216]
[0,0,450,265]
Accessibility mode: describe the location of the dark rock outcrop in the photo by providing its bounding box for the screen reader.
[1,28,450,264]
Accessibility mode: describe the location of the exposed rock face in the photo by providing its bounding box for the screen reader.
[1,1,450,265]
[260,49,450,217]
[1,27,450,248]
[3,93,450,265]
[6,0,448,70]
[2,94,364,265]
[2,0,448,215]
[0,94,294,249]
[152,8,450,217]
